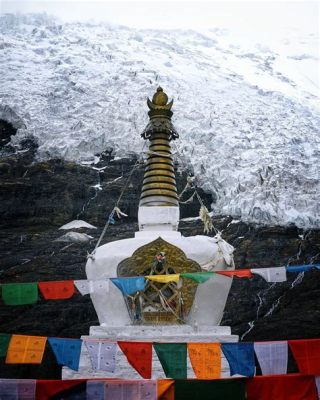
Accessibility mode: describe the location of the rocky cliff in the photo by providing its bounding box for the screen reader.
[0,133,319,378]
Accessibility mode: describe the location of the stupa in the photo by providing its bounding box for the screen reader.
[63,87,238,379]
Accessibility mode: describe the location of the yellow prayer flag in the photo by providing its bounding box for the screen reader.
[6,335,47,364]
[145,274,180,284]
[188,343,221,379]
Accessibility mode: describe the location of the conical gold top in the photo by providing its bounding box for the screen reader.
[140,87,179,207]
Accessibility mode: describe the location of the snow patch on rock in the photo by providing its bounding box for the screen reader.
[59,220,97,230]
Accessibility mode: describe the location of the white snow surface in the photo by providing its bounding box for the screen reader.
[59,219,97,230]
[1,13,320,228]
[55,231,93,243]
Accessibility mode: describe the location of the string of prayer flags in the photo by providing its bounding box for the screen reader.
[188,343,221,379]
[174,378,247,400]
[38,281,74,300]
[48,338,82,371]
[216,270,253,278]
[286,264,320,273]
[154,343,187,379]
[254,341,288,375]
[110,277,145,296]
[251,267,287,282]
[1,283,38,306]
[246,374,318,400]
[289,339,320,375]
[6,335,47,364]
[181,272,216,283]
[0,333,11,357]
[84,340,116,372]
[221,343,255,377]
[0,379,36,400]
[146,274,180,284]
[118,341,152,379]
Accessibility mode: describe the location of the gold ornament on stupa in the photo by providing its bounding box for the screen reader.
[140,87,179,207]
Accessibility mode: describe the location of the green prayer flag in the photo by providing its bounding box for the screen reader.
[181,272,216,283]
[154,343,187,379]
[174,378,246,400]
[0,333,11,357]
[1,283,38,305]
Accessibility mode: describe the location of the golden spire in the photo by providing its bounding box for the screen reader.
[140,87,179,207]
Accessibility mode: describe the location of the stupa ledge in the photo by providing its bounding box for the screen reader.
[138,205,180,231]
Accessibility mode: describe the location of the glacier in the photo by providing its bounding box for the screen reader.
[0,13,319,228]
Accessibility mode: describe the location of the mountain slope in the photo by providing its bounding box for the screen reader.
[1,13,319,228]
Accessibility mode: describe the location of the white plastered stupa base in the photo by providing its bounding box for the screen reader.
[63,207,238,379]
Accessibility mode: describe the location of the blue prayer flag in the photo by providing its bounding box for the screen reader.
[48,338,82,371]
[221,343,255,377]
[110,277,146,296]
[286,264,320,273]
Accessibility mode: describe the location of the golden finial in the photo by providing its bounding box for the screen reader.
[147,87,173,112]
[152,87,168,106]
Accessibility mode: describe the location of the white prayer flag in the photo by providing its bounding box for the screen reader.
[0,379,36,400]
[74,280,109,295]
[85,340,117,372]
[254,341,288,375]
[251,267,287,282]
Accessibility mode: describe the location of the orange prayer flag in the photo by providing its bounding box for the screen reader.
[216,270,253,278]
[38,281,75,300]
[157,379,174,400]
[6,334,47,364]
[188,343,221,379]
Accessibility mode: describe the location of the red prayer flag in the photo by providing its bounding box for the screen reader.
[118,341,152,379]
[36,379,86,400]
[246,374,318,400]
[216,270,253,278]
[289,339,320,375]
[38,281,75,300]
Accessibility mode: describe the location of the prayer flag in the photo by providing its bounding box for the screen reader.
[315,377,320,399]
[87,381,104,400]
[254,341,288,375]
[146,274,180,284]
[289,339,320,375]
[36,379,86,400]
[221,343,255,376]
[0,333,11,357]
[153,343,187,379]
[286,264,320,273]
[251,267,287,282]
[104,380,157,400]
[174,378,246,400]
[111,277,145,296]
[6,335,47,364]
[1,283,38,306]
[48,338,82,371]
[38,281,75,300]
[74,280,109,295]
[157,380,174,400]
[0,379,36,400]
[188,343,221,379]
[246,374,318,400]
[84,340,116,372]
[216,270,253,278]
[181,272,215,283]
[118,341,152,379]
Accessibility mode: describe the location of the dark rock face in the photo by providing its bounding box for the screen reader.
[0,146,319,379]
[0,120,17,149]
